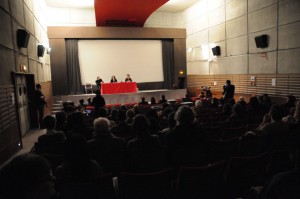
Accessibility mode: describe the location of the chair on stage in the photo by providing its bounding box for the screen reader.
[84,83,93,94]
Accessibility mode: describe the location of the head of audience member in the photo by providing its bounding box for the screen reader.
[126,109,135,123]
[162,106,173,118]
[141,97,146,102]
[269,104,286,122]
[109,108,119,122]
[175,105,196,125]
[232,103,244,117]
[0,153,55,199]
[151,97,156,104]
[87,97,92,105]
[118,109,127,122]
[167,112,176,130]
[94,117,110,135]
[67,111,85,128]
[36,83,42,90]
[96,107,107,118]
[249,96,259,108]
[132,114,151,138]
[42,115,56,130]
[148,117,161,135]
[79,99,84,105]
[195,100,203,108]
[132,104,141,114]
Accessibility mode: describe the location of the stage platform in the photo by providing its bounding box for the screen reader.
[54,89,187,105]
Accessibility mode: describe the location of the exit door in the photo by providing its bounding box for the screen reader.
[15,75,31,136]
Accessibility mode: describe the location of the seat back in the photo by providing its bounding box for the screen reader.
[118,168,172,199]
[208,137,240,163]
[58,173,116,199]
[176,160,227,199]
[225,152,269,198]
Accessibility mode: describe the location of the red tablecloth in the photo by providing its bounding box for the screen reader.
[101,82,137,94]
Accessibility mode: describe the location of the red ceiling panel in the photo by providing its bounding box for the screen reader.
[94,0,169,27]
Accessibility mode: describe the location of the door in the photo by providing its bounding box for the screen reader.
[15,75,31,136]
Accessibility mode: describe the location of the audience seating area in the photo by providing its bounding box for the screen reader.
[3,94,300,199]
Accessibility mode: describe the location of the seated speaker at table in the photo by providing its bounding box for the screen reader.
[110,75,118,83]
[125,74,132,82]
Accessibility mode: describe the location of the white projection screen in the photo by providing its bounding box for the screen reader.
[78,40,164,84]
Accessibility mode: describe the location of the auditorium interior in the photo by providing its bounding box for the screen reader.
[1,0,300,198]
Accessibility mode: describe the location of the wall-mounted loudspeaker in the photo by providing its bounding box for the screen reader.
[17,29,30,48]
[212,46,221,56]
[37,45,45,57]
[255,35,268,48]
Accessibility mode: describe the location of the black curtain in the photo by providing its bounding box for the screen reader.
[66,39,83,94]
[162,40,174,89]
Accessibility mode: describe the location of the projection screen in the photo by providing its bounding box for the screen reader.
[78,40,164,84]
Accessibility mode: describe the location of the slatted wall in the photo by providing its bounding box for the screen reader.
[0,85,21,164]
[187,74,300,102]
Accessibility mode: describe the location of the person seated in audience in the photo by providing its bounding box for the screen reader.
[161,112,176,135]
[110,107,134,140]
[257,104,289,135]
[193,100,206,117]
[150,96,157,104]
[256,104,289,150]
[283,101,300,124]
[125,74,132,82]
[55,134,103,183]
[63,101,76,115]
[89,117,126,176]
[158,94,168,104]
[228,98,236,107]
[283,95,297,116]
[86,97,92,106]
[55,111,68,132]
[77,99,85,111]
[38,115,66,146]
[159,106,174,130]
[125,109,135,124]
[226,103,247,127]
[0,153,56,199]
[166,105,208,167]
[65,111,94,140]
[110,75,118,83]
[126,114,166,172]
[139,96,148,105]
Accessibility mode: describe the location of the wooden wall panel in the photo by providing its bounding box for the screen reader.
[41,81,53,116]
[0,85,21,164]
[187,73,300,102]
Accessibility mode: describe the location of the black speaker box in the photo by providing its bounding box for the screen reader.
[255,34,268,48]
[17,29,30,48]
[37,45,45,57]
[212,46,221,56]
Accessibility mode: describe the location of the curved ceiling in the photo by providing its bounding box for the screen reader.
[94,0,168,27]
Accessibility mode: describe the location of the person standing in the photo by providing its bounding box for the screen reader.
[35,83,47,128]
[125,74,132,82]
[223,80,235,102]
[95,76,104,91]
